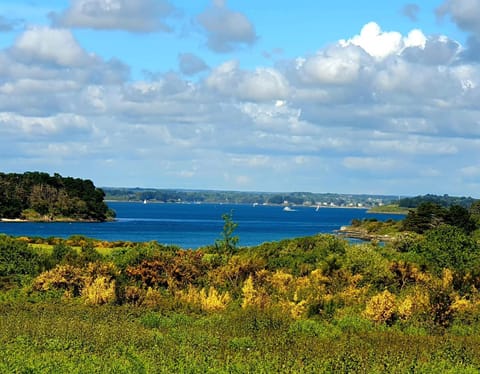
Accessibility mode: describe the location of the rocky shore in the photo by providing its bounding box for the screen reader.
[337,226,394,242]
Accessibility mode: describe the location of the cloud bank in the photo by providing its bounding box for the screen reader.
[1,1,480,196]
[50,0,177,32]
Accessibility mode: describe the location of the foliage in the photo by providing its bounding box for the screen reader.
[364,290,397,324]
[104,187,399,207]
[82,276,116,305]
[399,194,476,209]
[176,285,231,312]
[0,235,40,277]
[413,225,480,276]
[402,202,477,234]
[215,211,239,255]
[33,264,85,297]
[344,244,393,288]
[0,171,113,221]
[4,227,480,371]
[367,204,409,214]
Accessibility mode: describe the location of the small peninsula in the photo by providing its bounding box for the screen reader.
[0,172,114,222]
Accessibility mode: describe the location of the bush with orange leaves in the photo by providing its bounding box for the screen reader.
[165,250,207,289]
[126,259,169,288]
[125,250,208,290]
[209,255,266,293]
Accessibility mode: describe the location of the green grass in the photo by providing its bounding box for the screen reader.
[1,302,480,373]
[368,204,409,214]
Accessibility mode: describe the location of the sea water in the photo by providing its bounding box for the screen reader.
[0,202,404,248]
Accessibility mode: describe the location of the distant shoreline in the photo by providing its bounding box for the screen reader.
[106,200,371,210]
[0,218,111,223]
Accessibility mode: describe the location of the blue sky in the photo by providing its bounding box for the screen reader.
[1,0,480,197]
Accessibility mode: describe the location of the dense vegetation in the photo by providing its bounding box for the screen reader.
[2,206,480,371]
[399,194,476,209]
[103,187,396,208]
[0,172,114,221]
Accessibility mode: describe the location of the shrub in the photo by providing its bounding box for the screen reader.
[344,244,393,289]
[176,285,231,312]
[241,275,270,310]
[126,259,169,288]
[82,276,116,305]
[397,290,430,322]
[415,225,480,277]
[0,235,40,276]
[51,242,76,265]
[33,264,84,297]
[124,285,146,306]
[364,290,397,324]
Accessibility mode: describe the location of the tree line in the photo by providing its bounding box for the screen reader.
[0,172,114,221]
[103,187,395,207]
[399,194,476,209]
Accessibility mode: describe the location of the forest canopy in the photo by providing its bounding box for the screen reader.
[0,172,114,221]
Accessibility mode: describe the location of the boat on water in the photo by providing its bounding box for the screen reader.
[283,206,296,212]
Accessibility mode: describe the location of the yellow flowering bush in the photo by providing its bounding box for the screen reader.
[241,275,270,309]
[82,276,116,305]
[364,290,396,324]
[33,264,85,296]
[177,286,231,312]
[397,290,430,321]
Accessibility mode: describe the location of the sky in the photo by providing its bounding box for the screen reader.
[1,0,480,197]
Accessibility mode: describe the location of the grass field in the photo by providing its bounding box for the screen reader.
[1,301,480,373]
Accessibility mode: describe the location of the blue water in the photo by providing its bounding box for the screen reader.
[0,202,404,248]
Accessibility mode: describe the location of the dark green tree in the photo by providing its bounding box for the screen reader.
[414,225,479,277]
[444,205,476,233]
[215,211,239,255]
[402,202,445,233]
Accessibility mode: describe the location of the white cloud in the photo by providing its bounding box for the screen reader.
[50,0,176,32]
[0,112,93,138]
[402,3,420,22]
[437,0,480,36]
[340,22,426,59]
[178,53,209,75]
[206,61,289,101]
[298,46,364,85]
[342,157,399,172]
[197,0,257,52]
[2,16,480,195]
[13,26,90,66]
[460,165,480,176]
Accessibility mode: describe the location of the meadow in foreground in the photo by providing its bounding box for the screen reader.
[2,208,480,372]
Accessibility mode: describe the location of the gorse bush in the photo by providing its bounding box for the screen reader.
[82,276,116,305]
[4,217,480,372]
[176,285,231,312]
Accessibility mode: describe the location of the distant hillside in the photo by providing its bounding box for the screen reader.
[103,187,398,208]
[399,194,476,209]
[0,172,114,221]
